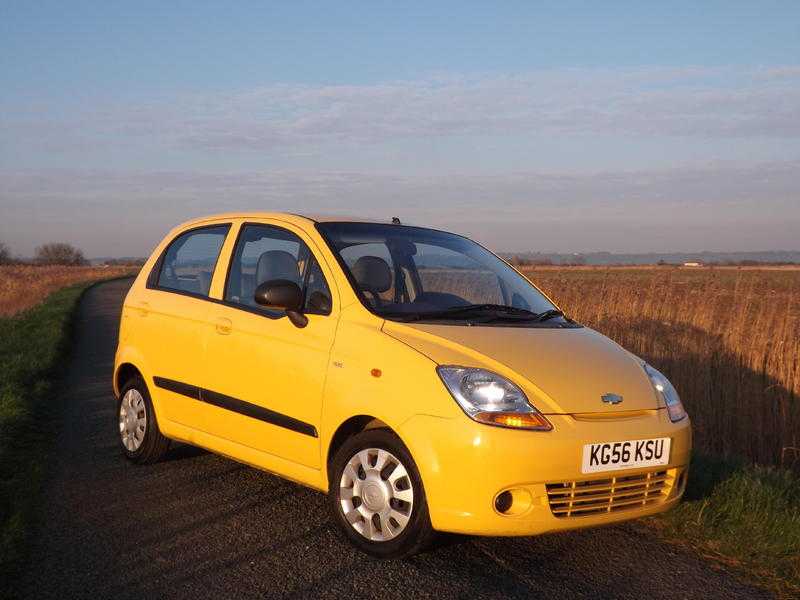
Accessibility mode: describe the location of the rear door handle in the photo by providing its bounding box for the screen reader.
[137,301,150,317]
[215,317,233,335]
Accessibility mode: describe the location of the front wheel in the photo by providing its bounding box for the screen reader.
[329,429,434,558]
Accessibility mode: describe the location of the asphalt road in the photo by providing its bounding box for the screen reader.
[14,279,771,599]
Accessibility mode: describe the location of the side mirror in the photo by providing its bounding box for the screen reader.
[254,279,308,327]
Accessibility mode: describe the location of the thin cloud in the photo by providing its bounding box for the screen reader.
[3,66,800,154]
[2,161,798,255]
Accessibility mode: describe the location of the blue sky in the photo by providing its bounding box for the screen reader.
[1,2,799,256]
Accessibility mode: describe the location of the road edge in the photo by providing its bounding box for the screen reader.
[0,276,135,597]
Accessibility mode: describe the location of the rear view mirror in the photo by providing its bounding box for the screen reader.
[388,238,417,257]
[254,280,308,327]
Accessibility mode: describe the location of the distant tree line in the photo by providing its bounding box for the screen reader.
[509,255,553,266]
[508,254,797,268]
[509,254,587,266]
[719,259,797,266]
[0,241,89,266]
[103,257,146,266]
[34,243,89,266]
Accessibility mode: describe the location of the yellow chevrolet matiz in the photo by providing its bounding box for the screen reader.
[114,213,691,558]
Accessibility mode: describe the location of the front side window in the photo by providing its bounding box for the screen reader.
[225,224,332,315]
[318,222,575,327]
[155,225,230,297]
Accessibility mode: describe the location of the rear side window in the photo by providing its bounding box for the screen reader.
[225,224,332,315]
[154,225,230,297]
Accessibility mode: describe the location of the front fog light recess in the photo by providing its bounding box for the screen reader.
[437,366,551,431]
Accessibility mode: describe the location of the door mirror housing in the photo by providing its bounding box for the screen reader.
[254,280,308,327]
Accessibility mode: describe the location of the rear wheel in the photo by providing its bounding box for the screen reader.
[117,376,169,464]
[329,429,434,558]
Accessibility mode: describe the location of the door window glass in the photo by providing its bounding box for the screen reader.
[225,224,332,315]
[155,225,229,297]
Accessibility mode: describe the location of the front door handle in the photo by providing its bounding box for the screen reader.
[215,317,233,335]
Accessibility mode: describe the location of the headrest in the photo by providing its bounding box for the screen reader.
[256,250,301,285]
[351,256,392,293]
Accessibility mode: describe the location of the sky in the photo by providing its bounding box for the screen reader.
[1,1,799,257]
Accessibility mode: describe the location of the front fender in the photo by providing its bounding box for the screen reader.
[318,313,462,488]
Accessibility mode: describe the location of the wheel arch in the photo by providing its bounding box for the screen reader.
[325,414,391,480]
[114,362,144,398]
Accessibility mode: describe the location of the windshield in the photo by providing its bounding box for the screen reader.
[317,222,568,325]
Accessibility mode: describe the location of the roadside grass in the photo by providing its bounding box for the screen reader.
[0,283,96,580]
[648,453,800,597]
[0,265,135,316]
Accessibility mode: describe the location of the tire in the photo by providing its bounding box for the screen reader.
[329,429,435,559]
[117,376,170,464]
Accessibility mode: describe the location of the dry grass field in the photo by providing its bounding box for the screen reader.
[0,265,137,317]
[521,266,800,468]
[2,262,797,469]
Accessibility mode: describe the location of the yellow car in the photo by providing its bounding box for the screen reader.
[114,212,691,558]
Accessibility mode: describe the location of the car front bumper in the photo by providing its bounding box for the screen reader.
[399,409,691,536]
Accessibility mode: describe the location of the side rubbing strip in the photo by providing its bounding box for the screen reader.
[153,376,200,400]
[200,388,318,437]
[152,376,318,438]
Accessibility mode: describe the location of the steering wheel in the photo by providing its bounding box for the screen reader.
[362,288,384,308]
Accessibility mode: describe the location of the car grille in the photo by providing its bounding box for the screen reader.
[546,469,673,518]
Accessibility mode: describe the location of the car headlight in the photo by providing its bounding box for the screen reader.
[643,363,687,422]
[437,366,552,431]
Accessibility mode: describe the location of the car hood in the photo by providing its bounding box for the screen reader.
[382,322,660,415]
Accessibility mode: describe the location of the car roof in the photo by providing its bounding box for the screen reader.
[175,212,405,229]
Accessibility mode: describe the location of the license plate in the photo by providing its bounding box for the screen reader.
[581,437,671,474]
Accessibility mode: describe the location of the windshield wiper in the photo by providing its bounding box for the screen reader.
[440,303,540,318]
[533,309,565,322]
[384,304,540,322]
[383,304,570,324]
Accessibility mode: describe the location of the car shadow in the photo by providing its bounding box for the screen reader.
[162,442,209,462]
[592,315,798,471]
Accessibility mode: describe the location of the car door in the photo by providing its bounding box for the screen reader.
[201,221,338,470]
[135,223,231,430]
